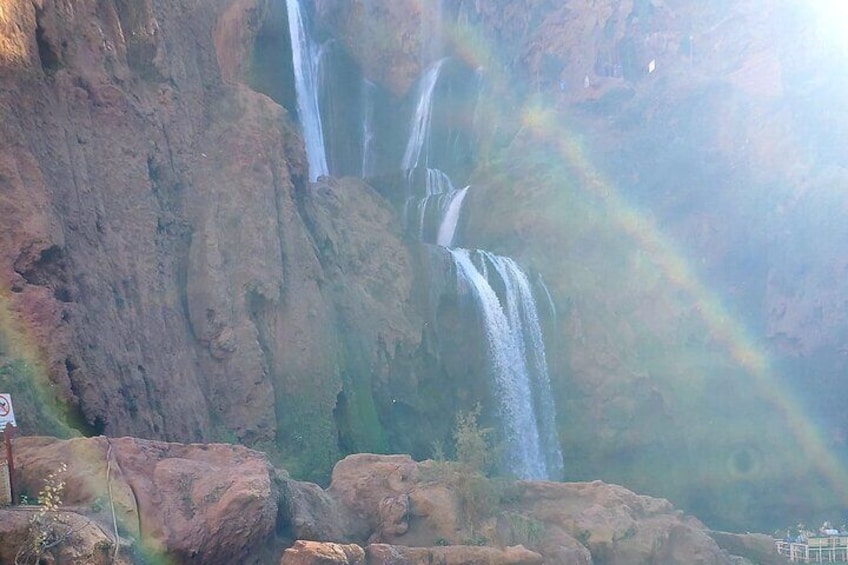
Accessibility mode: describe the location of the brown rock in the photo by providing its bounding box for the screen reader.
[313,0,429,96]
[328,454,420,541]
[12,436,278,563]
[709,531,785,565]
[519,480,728,564]
[376,494,410,538]
[365,543,543,565]
[280,540,365,565]
[326,455,731,564]
[0,506,134,565]
[277,473,356,543]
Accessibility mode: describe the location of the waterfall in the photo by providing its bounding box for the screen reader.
[536,274,558,337]
[483,253,564,479]
[278,2,563,480]
[402,58,447,171]
[361,79,376,177]
[409,168,467,246]
[436,186,468,247]
[397,50,561,480]
[451,249,559,479]
[286,0,328,180]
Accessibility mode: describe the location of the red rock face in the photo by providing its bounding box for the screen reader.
[2,0,845,535]
[0,0,421,484]
[313,0,431,97]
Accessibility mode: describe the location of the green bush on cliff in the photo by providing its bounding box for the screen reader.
[454,403,495,475]
[423,405,523,539]
[0,358,73,438]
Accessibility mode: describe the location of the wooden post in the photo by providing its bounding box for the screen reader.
[3,423,15,505]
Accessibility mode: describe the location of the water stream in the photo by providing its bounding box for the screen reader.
[284,0,563,479]
[286,0,328,180]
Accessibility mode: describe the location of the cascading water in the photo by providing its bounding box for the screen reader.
[435,186,468,247]
[536,275,558,337]
[281,0,563,480]
[395,38,563,480]
[483,253,564,479]
[449,249,561,479]
[409,168,468,247]
[402,58,447,171]
[286,0,328,180]
[361,79,377,177]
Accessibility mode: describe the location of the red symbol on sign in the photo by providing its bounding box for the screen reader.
[0,397,9,417]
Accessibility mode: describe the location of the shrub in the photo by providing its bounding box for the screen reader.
[453,404,494,475]
[15,463,72,565]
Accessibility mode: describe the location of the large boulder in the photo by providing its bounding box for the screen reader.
[280,540,365,565]
[12,436,278,563]
[365,543,542,565]
[326,454,732,564]
[0,506,134,565]
[517,480,728,564]
[327,454,420,542]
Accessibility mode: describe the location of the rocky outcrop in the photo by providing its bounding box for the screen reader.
[3,441,748,565]
[0,506,133,565]
[312,0,430,97]
[365,543,543,565]
[280,540,365,565]
[709,531,784,565]
[279,541,543,565]
[325,454,731,564]
[11,436,278,563]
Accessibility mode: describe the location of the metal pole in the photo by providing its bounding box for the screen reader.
[3,423,16,505]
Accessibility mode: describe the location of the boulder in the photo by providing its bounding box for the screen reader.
[326,455,732,564]
[518,480,729,564]
[328,454,420,542]
[12,436,278,563]
[709,531,785,565]
[0,506,133,565]
[280,540,365,565]
[277,473,356,543]
[365,543,543,565]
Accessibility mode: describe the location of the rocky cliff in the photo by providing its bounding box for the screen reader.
[1,0,846,536]
[0,0,425,482]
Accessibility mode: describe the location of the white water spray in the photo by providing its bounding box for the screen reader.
[286,0,328,180]
[402,58,447,170]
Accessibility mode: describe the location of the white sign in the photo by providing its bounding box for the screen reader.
[0,394,15,431]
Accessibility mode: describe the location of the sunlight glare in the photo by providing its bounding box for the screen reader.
[809,0,848,57]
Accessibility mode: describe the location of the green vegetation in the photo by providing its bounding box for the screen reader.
[422,405,532,543]
[0,358,74,438]
[505,511,545,546]
[15,463,71,565]
[453,403,495,475]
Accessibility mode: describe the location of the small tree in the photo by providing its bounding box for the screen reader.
[16,463,71,565]
[454,403,494,475]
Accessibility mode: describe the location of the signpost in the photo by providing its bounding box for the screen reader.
[0,394,16,505]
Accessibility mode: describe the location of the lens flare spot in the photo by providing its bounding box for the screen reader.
[728,445,763,479]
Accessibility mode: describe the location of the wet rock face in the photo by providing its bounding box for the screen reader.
[0,0,423,480]
[312,0,430,97]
